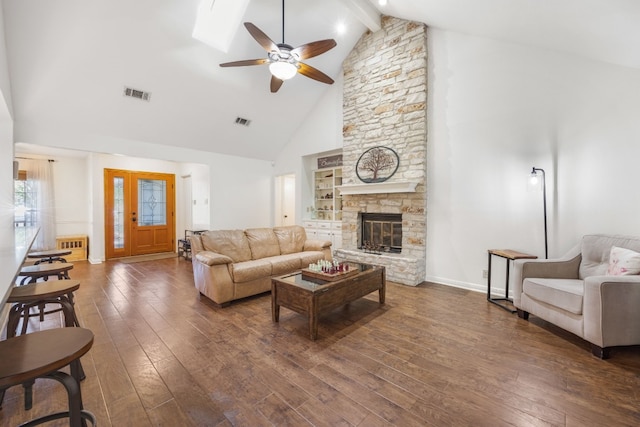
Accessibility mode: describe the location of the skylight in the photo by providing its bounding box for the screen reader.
[192,0,250,53]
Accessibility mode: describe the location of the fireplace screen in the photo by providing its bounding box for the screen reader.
[360,213,402,253]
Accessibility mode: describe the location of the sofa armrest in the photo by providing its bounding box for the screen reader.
[512,254,581,307]
[195,251,233,266]
[303,239,332,251]
[583,275,640,348]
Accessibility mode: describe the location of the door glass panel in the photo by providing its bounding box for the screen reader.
[114,176,125,249]
[138,179,166,226]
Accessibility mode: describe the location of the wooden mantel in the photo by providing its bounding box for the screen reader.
[336,181,419,195]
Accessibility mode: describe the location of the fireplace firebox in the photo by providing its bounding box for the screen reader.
[359,213,402,253]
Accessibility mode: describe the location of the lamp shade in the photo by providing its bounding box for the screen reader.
[269,62,297,80]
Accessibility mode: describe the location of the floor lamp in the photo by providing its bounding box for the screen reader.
[530,167,548,259]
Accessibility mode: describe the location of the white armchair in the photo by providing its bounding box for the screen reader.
[512,234,640,359]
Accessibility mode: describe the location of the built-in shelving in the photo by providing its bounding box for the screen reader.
[313,167,342,221]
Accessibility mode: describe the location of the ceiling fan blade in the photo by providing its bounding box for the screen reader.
[270,75,284,93]
[297,62,334,85]
[219,58,268,67]
[244,22,280,53]
[291,39,337,60]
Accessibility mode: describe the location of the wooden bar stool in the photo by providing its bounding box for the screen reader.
[3,280,85,411]
[18,263,74,285]
[27,249,73,265]
[7,280,82,338]
[0,328,96,427]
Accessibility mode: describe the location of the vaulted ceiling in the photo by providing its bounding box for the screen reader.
[4,0,640,161]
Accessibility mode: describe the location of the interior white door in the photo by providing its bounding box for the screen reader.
[275,174,296,226]
[282,174,295,226]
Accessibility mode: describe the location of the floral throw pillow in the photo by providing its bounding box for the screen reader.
[606,246,640,276]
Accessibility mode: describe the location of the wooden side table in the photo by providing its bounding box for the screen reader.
[487,249,537,313]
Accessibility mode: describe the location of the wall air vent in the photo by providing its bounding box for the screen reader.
[123,87,151,101]
[235,117,251,127]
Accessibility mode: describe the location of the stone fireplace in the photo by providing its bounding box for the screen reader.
[334,16,427,286]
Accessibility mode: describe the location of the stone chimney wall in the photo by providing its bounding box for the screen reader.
[338,16,427,285]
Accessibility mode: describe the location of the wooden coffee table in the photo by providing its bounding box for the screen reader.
[271,263,385,340]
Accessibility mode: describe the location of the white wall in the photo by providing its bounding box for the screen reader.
[0,0,13,232]
[274,73,344,223]
[52,156,91,237]
[426,28,640,291]
[276,27,640,293]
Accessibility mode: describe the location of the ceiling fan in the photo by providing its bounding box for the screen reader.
[219,0,337,93]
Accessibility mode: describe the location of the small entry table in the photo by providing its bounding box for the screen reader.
[487,249,537,313]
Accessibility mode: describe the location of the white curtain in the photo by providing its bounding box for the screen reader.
[23,159,56,250]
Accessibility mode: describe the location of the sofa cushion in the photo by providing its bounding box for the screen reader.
[273,225,306,254]
[523,278,584,315]
[580,234,640,279]
[268,254,303,276]
[231,259,272,283]
[245,228,281,260]
[606,246,640,276]
[201,230,252,263]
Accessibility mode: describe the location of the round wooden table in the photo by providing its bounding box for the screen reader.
[0,328,96,427]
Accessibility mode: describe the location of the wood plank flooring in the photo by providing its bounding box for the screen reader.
[1,258,639,426]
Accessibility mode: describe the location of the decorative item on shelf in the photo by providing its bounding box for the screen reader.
[317,154,343,169]
[308,206,317,219]
[362,241,383,255]
[356,146,400,183]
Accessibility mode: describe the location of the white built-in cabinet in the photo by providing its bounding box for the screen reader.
[304,220,342,250]
[304,166,343,250]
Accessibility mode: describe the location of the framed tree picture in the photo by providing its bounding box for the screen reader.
[356,146,399,183]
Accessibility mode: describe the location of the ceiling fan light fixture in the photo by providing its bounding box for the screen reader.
[269,61,297,80]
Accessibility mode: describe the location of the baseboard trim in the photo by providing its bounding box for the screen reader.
[423,275,485,294]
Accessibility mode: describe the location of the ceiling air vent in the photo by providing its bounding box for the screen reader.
[235,117,251,127]
[123,87,151,101]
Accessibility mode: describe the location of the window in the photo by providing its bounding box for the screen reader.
[13,159,56,251]
[14,171,37,227]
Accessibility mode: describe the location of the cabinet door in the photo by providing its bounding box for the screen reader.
[317,229,332,242]
[332,231,342,250]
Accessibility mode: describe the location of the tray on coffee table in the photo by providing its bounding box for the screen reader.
[301,267,359,282]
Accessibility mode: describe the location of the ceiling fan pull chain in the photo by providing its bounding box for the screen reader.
[281,0,285,44]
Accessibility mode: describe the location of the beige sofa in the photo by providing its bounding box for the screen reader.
[190,225,332,306]
[513,234,640,358]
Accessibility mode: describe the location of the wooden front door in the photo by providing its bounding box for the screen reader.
[105,169,175,259]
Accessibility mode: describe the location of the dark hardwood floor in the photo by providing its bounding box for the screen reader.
[2,257,639,426]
